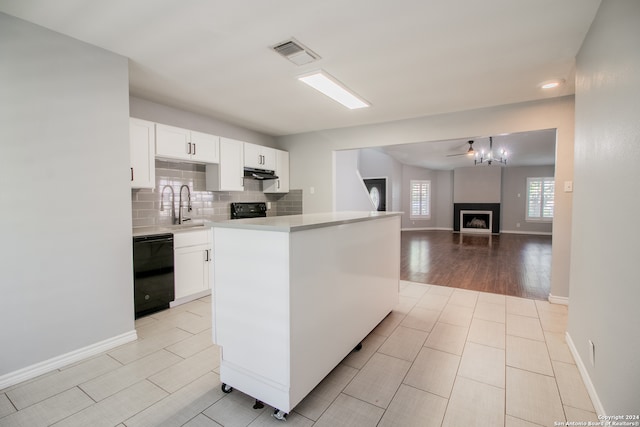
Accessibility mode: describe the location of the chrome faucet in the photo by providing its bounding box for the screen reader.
[178,184,192,224]
[160,185,177,225]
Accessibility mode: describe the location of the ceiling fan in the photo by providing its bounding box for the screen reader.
[446,140,475,157]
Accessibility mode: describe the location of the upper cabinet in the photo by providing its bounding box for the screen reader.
[206,137,245,192]
[244,142,276,170]
[156,124,219,164]
[263,150,290,194]
[129,118,156,189]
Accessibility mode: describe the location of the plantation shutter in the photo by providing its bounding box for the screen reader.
[410,180,431,219]
[527,177,554,221]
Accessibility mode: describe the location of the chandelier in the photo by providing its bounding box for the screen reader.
[475,137,507,166]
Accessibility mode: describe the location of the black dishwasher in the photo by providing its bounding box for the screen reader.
[133,234,175,318]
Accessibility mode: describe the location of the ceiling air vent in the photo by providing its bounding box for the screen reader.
[272,38,320,66]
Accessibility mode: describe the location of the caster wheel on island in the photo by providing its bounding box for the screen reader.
[353,342,363,352]
[272,409,288,421]
[221,383,233,393]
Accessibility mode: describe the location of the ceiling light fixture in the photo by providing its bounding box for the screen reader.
[539,79,565,90]
[298,70,370,109]
[475,137,507,166]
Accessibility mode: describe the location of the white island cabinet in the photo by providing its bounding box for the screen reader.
[210,211,401,416]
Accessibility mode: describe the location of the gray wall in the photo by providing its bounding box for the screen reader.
[568,0,640,415]
[401,166,453,230]
[0,14,133,376]
[277,97,575,299]
[453,166,502,203]
[355,147,551,233]
[502,165,555,234]
[434,170,454,230]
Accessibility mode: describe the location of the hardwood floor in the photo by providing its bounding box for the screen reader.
[401,230,552,300]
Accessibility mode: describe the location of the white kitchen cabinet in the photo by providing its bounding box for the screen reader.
[156,123,219,164]
[263,149,289,193]
[206,137,245,192]
[244,142,276,170]
[190,130,220,163]
[172,228,212,306]
[129,118,156,189]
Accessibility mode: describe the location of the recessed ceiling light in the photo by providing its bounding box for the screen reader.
[539,79,565,90]
[298,70,370,109]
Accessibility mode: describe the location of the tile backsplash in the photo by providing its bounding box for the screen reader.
[131,160,302,227]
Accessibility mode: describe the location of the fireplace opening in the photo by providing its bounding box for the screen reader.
[460,210,492,234]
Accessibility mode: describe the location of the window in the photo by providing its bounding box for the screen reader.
[526,177,554,221]
[410,180,431,219]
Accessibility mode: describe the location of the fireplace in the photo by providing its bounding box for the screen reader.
[460,210,492,234]
[453,203,500,234]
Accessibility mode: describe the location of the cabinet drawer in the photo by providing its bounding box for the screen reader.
[174,228,211,248]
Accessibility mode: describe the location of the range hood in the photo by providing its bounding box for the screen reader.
[244,167,279,180]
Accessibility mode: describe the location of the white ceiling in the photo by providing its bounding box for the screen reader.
[1,0,600,140]
[380,128,557,170]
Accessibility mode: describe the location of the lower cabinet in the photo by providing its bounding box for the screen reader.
[172,228,212,306]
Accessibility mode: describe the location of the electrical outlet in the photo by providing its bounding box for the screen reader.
[516,222,521,228]
[588,340,596,366]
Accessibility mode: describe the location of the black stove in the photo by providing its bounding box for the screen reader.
[230,202,267,219]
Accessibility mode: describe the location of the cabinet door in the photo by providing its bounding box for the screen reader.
[129,118,156,189]
[264,150,289,193]
[174,244,210,299]
[191,130,220,164]
[156,124,191,161]
[245,143,276,170]
[260,146,276,170]
[207,138,245,191]
[244,143,262,169]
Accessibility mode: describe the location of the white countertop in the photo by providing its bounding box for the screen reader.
[132,221,210,237]
[209,211,402,232]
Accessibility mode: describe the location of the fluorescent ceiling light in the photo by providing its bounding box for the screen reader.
[298,70,370,109]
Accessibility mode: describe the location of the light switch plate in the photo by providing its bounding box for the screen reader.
[564,181,573,192]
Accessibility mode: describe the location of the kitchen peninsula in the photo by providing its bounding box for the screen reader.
[210,211,401,417]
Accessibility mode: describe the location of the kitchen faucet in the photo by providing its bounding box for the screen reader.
[178,184,192,224]
[160,185,177,224]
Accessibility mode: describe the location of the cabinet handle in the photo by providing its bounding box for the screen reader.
[205,249,209,261]
[277,179,280,189]
[187,142,192,154]
[193,143,196,156]
[131,167,134,181]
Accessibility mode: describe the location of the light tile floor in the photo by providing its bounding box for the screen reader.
[0,282,598,427]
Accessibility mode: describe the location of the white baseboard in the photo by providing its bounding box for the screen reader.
[170,289,212,308]
[565,332,606,416]
[0,330,137,390]
[401,227,453,232]
[548,293,569,306]
[500,230,553,236]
